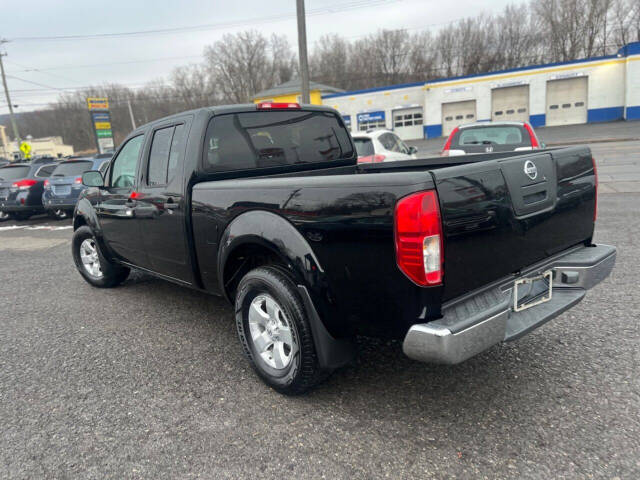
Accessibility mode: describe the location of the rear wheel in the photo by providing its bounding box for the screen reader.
[0,211,9,222]
[235,266,330,395]
[72,226,130,288]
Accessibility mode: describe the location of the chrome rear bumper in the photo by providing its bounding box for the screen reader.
[402,244,616,365]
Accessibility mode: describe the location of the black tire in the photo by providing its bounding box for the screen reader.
[0,211,9,222]
[10,212,30,221]
[235,266,330,395]
[72,226,130,288]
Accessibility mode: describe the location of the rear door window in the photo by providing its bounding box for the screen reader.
[454,126,529,147]
[51,161,92,177]
[147,123,187,186]
[203,110,354,172]
[147,126,174,186]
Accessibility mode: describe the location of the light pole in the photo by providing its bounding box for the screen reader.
[296,0,310,104]
[0,39,21,148]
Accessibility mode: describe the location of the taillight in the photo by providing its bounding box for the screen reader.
[257,102,301,110]
[395,190,443,286]
[523,122,540,148]
[357,154,386,164]
[11,179,37,191]
[74,176,83,184]
[440,127,458,156]
[44,179,50,189]
[593,156,598,222]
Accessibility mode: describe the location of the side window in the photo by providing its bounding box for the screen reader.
[380,133,401,153]
[396,136,410,154]
[36,165,56,177]
[378,133,393,150]
[147,126,174,186]
[110,135,144,188]
[99,160,110,174]
[167,124,186,182]
[389,134,404,153]
[147,123,186,186]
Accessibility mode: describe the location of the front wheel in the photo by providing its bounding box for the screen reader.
[235,266,330,395]
[72,226,130,288]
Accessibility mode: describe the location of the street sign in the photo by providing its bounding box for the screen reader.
[87,97,114,154]
[19,141,31,159]
[87,97,109,110]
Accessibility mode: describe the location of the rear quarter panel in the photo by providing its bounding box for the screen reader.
[192,171,440,339]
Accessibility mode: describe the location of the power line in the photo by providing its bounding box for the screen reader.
[7,0,402,42]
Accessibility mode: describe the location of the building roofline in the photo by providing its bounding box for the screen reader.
[321,41,640,100]
[322,81,425,99]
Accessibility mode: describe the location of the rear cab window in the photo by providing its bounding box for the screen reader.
[202,110,354,173]
[52,161,93,177]
[453,126,531,148]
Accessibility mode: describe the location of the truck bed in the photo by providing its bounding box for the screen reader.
[191,146,596,338]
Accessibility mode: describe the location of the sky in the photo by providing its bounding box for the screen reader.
[0,0,526,114]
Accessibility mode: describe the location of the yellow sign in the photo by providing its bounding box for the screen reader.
[19,141,31,158]
[87,97,109,110]
[94,122,112,130]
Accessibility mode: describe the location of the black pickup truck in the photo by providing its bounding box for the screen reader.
[73,103,616,394]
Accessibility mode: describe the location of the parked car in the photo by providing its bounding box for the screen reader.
[42,157,110,219]
[441,121,543,156]
[352,130,418,164]
[0,162,57,220]
[72,103,614,395]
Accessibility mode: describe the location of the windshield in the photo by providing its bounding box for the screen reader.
[0,166,30,180]
[353,138,375,157]
[455,126,528,146]
[52,161,92,177]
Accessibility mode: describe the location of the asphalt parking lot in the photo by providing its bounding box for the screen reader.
[1,126,639,479]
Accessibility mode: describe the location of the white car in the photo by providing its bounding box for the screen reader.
[352,130,418,164]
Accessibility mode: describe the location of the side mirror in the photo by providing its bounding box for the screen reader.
[408,146,418,155]
[82,170,104,187]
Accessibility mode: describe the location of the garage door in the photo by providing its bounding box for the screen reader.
[442,100,476,136]
[492,85,529,122]
[392,108,423,140]
[546,77,588,126]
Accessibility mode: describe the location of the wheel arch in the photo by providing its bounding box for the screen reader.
[217,211,356,369]
[217,210,326,304]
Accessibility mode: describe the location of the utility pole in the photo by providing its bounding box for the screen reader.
[127,98,136,130]
[296,0,310,104]
[0,39,21,149]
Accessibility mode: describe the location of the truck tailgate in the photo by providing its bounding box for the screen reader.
[432,146,596,300]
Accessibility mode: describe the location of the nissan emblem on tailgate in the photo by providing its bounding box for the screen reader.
[524,160,538,180]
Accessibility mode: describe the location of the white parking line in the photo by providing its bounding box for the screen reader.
[0,225,73,232]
